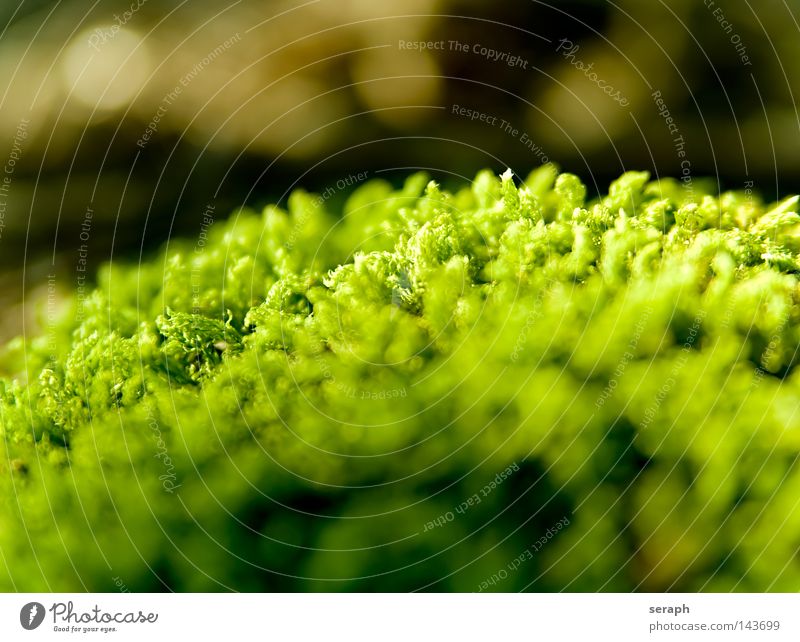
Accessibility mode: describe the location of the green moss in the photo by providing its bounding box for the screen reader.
[2,166,800,591]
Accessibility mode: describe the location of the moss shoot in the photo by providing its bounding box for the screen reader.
[2,167,800,591]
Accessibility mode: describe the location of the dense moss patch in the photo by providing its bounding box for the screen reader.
[2,167,800,591]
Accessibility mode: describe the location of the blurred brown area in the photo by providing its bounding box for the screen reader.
[0,0,798,339]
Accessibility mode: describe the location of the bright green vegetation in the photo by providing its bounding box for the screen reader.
[1,167,800,591]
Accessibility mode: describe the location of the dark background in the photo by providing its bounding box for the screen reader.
[0,0,797,338]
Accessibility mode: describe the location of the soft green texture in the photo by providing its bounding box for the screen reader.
[2,167,800,591]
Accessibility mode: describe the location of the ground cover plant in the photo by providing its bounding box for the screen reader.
[1,166,799,591]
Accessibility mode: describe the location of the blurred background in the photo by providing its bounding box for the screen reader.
[0,0,798,340]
